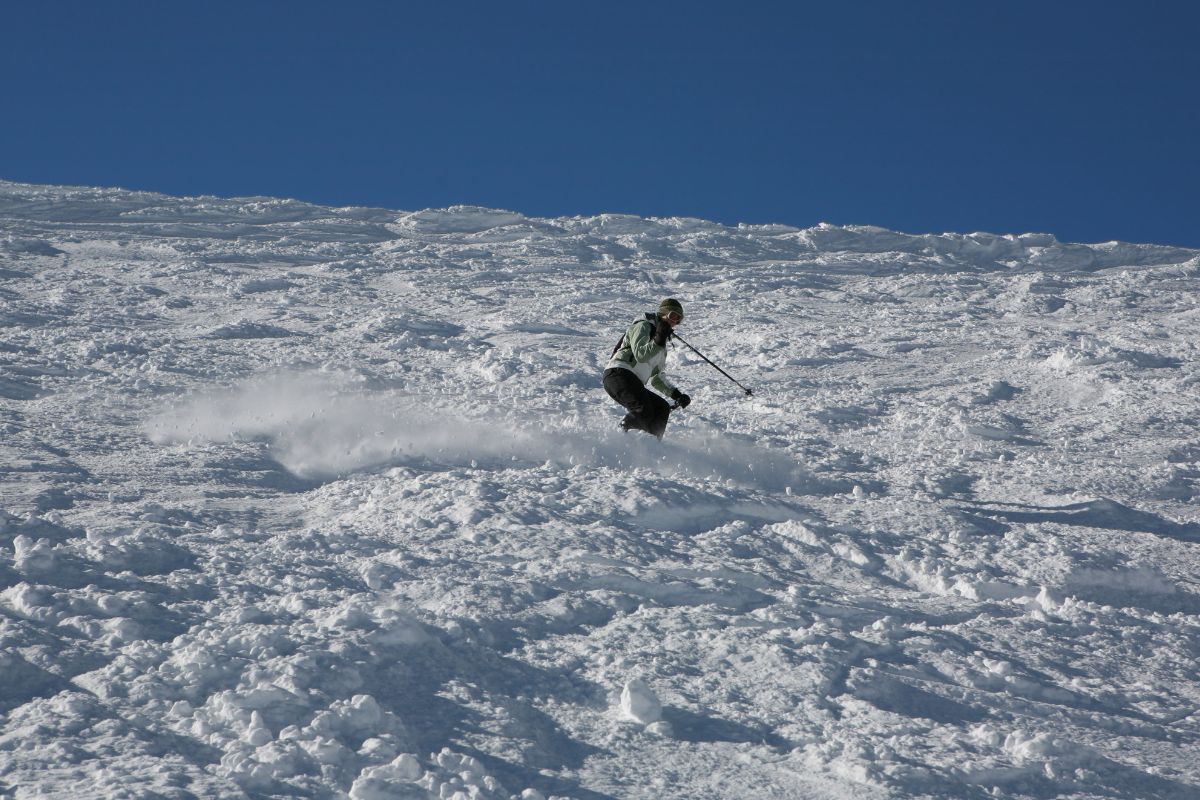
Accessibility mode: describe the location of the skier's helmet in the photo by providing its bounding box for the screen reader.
[658,298,683,321]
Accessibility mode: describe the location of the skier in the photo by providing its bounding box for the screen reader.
[603,298,692,439]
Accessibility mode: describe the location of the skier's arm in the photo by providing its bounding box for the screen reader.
[650,368,678,397]
[627,320,665,364]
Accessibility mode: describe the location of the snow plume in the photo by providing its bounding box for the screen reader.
[145,371,818,491]
[145,371,520,478]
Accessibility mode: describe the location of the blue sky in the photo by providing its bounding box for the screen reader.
[4,1,1198,246]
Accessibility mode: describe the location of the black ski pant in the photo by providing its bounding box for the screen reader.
[603,368,671,439]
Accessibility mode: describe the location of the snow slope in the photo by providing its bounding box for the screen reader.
[2,179,1199,799]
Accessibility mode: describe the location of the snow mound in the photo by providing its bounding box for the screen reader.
[3,180,1200,800]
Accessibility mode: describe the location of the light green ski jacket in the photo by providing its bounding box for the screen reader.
[605,313,679,397]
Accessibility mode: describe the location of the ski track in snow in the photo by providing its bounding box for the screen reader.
[2,179,1200,799]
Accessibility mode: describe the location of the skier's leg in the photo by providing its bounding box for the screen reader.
[643,392,672,439]
[603,369,659,435]
[603,369,646,430]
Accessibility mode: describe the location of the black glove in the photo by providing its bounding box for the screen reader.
[652,321,672,346]
[671,390,691,409]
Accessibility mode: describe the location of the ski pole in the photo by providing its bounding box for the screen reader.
[671,332,753,396]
